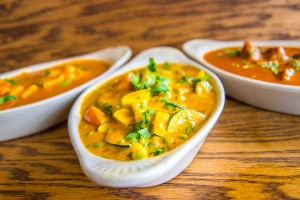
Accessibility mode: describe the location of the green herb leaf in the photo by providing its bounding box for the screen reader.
[292,61,300,70]
[153,146,168,156]
[162,97,185,110]
[259,61,280,74]
[0,95,17,105]
[147,57,157,72]
[4,78,18,86]
[150,75,170,95]
[225,49,241,57]
[100,103,113,117]
[36,80,43,87]
[60,79,72,87]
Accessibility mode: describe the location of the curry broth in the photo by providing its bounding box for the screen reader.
[78,62,217,161]
[0,59,110,110]
[204,45,300,86]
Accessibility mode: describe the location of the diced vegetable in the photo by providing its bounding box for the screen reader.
[131,142,147,160]
[97,123,109,132]
[121,89,150,107]
[22,84,39,98]
[153,111,170,137]
[131,102,147,123]
[105,129,130,146]
[0,95,17,105]
[113,108,135,127]
[167,109,206,134]
[84,106,109,126]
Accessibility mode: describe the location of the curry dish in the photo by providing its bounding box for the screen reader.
[0,59,109,110]
[204,41,300,86]
[78,58,217,161]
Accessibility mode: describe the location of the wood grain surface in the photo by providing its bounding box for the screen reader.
[1,0,300,199]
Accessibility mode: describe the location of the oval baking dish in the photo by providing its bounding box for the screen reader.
[68,47,225,187]
[0,46,131,141]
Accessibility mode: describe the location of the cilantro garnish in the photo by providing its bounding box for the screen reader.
[152,146,168,156]
[100,103,113,117]
[124,109,156,145]
[147,57,157,72]
[292,61,300,70]
[0,95,16,105]
[225,49,241,57]
[178,74,209,85]
[130,73,156,90]
[162,97,185,110]
[150,75,170,95]
[259,61,281,74]
[4,78,18,86]
[60,79,72,87]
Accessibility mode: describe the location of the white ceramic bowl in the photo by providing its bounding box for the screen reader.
[68,47,225,187]
[183,39,300,115]
[0,46,132,142]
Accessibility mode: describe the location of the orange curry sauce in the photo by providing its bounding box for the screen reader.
[204,41,300,86]
[0,59,110,110]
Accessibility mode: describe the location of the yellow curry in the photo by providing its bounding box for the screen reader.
[0,59,110,110]
[79,58,217,161]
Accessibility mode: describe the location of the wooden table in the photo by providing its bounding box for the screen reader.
[1,0,300,199]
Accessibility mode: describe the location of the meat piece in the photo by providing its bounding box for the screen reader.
[265,47,289,61]
[282,68,295,82]
[241,40,261,61]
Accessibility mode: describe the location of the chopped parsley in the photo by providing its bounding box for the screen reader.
[100,103,113,117]
[147,57,157,72]
[292,60,300,70]
[130,73,156,90]
[178,74,209,85]
[259,61,281,74]
[150,75,170,95]
[60,79,72,87]
[162,97,185,110]
[225,49,241,57]
[4,78,18,86]
[0,95,16,105]
[124,109,156,144]
[152,146,168,156]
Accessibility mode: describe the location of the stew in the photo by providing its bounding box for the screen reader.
[78,58,217,161]
[204,41,300,86]
[0,59,110,110]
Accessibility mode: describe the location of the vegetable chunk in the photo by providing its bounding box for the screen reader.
[113,108,135,127]
[84,106,109,126]
[153,111,170,137]
[121,89,150,107]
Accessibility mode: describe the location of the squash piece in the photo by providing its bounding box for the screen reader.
[105,129,130,146]
[43,74,65,89]
[113,108,135,127]
[116,73,133,90]
[131,142,147,160]
[131,102,147,123]
[84,106,109,126]
[121,89,150,107]
[153,111,170,137]
[22,84,39,98]
[167,109,206,134]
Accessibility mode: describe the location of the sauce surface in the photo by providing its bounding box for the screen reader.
[204,41,300,86]
[78,59,217,161]
[0,59,110,110]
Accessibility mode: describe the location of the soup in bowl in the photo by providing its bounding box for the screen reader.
[68,47,225,187]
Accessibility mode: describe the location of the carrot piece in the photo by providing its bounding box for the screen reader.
[84,106,109,126]
[116,73,133,90]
